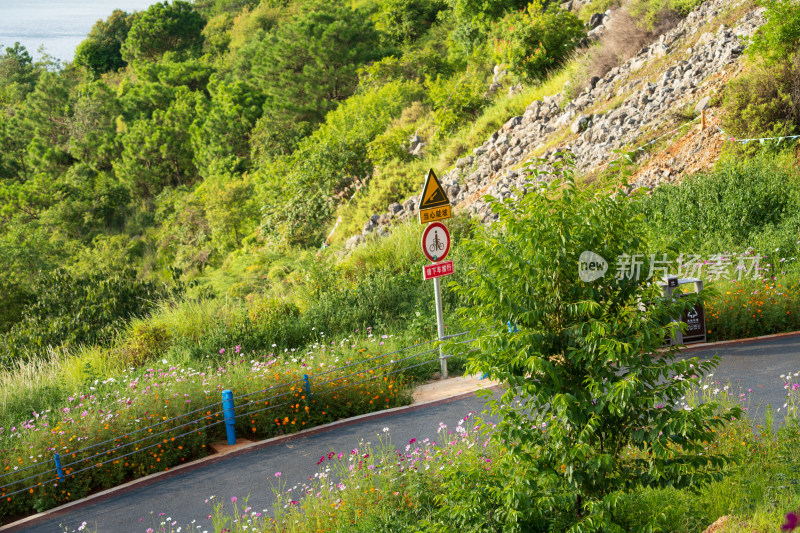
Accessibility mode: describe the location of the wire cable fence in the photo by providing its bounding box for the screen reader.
[0,327,499,506]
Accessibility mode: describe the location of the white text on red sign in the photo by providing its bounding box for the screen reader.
[423,261,454,280]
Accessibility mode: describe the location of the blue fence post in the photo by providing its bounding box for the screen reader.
[303,374,311,396]
[54,453,64,481]
[222,389,236,446]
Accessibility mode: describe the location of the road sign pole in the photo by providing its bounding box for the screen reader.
[433,276,447,379]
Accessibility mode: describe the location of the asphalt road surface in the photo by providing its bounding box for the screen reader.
[6,335,800,533]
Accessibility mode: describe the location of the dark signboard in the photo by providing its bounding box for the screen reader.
[681,303,706,343]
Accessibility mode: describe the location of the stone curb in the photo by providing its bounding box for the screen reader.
[680,330,800,353]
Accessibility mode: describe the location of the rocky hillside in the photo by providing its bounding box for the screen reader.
[351,0,763,248]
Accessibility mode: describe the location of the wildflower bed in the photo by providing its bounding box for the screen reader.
[0,330,453,523]
[130,373,800,533]
[706,273,800,342]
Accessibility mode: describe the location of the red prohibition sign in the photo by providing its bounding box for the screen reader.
[421,222,450,262]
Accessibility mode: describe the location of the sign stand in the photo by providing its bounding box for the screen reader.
[417,169,454,379]
[433,277,447,379]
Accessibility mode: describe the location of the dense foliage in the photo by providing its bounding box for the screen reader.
[0,0,595,361]
[450,158,740,531]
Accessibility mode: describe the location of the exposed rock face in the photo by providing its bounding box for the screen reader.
[346,0,764,250]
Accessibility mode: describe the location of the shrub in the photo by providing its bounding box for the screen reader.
[575,5,681,91]
[0,268,169,366]
[426,70,488,135]
[372,0,446,45]
[247,296,305,348]
[451,156,739,530]
[747,0,800,66]
[722,64,796,139]
[122,323,172,366]
[627,0,701,29]
[258,80,425,247]
[640,151,800,255]
[491,2,585,83]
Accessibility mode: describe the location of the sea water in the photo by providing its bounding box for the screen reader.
[0,0,159,63]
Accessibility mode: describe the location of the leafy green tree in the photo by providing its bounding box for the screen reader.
[192,79,265,173]
[133,57,214,93]
[19,71,79,178]
[0,43,38,106]
[373,0,446,45]
[259,80,424,246]
[245,1,386,156]
[0,113,27,182]
[68,81,123,168]
[747,0,800,65]
[450,158,739,529]
[426,70,487,134]
[121,1,205,63]
[154,187,213,272]
[0,267,168,362]
[445,0,529,53]
[0,225,68,333]
[198,159,259,250]
[491,2,585,82]
[115,87,201,199]
[38,164,130,240]
[74,9,135,75]
[117,78,178,121]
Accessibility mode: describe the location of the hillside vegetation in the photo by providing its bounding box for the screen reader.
[4,0,800,526]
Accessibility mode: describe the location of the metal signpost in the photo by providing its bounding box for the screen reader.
[418,170,454,378]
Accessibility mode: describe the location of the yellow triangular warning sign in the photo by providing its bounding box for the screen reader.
[418,169,450,210]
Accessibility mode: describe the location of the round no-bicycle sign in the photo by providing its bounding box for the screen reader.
[421,222,450,262]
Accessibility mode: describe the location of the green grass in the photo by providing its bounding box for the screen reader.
[333,66,573,243]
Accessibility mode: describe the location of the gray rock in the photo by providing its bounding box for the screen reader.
[694,96,711,113]
[455,155,474,168]
[503,116,523,132]
[588,12,604,29]
[346,234,363,250]
[388,202,403,214]
[571,114,590,134]
[508,83,524,97]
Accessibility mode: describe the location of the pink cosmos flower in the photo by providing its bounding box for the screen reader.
[782,508,799,531]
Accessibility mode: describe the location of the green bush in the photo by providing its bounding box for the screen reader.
[747,0,800,65]
[640,151,800,255]
[722,65,795,139]
[426,70,488,135]
[490,2,585,83]
[122,323,172,366]
[451,157,739,530]
[247,296,306,348]
[627,0,702,29]
[372,0,445,45]
[0,268,169,366]
[258,80,425,247]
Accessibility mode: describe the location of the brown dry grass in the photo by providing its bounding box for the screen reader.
[571,2,683,93]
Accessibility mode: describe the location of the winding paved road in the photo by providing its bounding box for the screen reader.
[5,334,800,533]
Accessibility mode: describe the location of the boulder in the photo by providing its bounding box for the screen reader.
[346,234,363,250]
[694,95,711,113]
[571,114,590,134]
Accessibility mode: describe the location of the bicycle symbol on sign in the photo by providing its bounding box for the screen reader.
[429,231,445,253]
